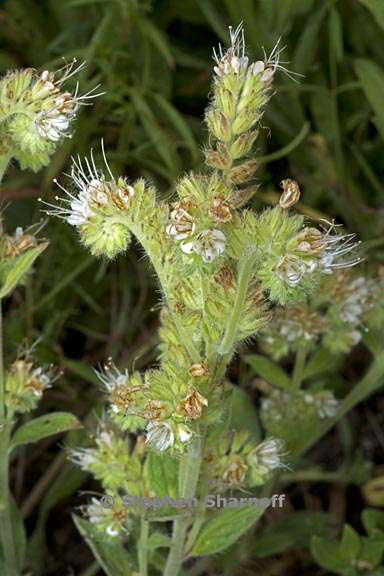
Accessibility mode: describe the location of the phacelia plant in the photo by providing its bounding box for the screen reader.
[1,24,384,576]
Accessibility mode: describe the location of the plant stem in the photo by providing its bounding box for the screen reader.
[291,343,307,389]
[0,154,10,183]
[0,302,19,575]
[164,435,202,576]
[138,517,149,576]
[218,253,254,356]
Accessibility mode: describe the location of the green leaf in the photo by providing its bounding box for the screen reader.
[254,511,337,557]
[244,354,291,391]
[196,0,228,42]
[137,17,174,68]
[354,59,384,140]
[10,412,81,451]
[191,506,265,556]
[340,524,361,561]
[329,7,344,64]
[359,536,384,569]
[304,348,341,379]
[359,0,384,32]
[0,242,48,299]
[293,3,328,73]
[147,531,171,550]
[146,452,178,499]
[150,92,199,162]
[362,509,384,536]
[62,358,101,386]
[310,535,347,573]
[130,90,179,176]
[73,515,133,576]
[230,385,260,441]
[28,463,86,575]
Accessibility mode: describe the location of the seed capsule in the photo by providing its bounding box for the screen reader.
[279,179,300,209]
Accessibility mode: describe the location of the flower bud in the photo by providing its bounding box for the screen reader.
[205,144,231,169]
[229,130,258,160]
[228,160,258,185]
[205,109,231,142]
[188,363,210,378]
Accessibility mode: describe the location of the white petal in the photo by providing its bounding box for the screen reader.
[180,240,195,254]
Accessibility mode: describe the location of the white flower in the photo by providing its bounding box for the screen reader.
[213,24,248,76]
[250,438,286,475]
[69,447,97,470]
[96,359,129,393]
[33,60,103,143]
[181,229,226,263]
[339,277,370,325]
[86,497,126,537]
[319,225,361,274]
[177,425,192,443]
[36,110,71,142]
[315,392,339,419]
[213,25,302,83]
[305,391,339,419]
[39,142,132,227]
[166,206,195,240]
[276,254,307,286]
[87,498,108,524]
[145,421,174,452]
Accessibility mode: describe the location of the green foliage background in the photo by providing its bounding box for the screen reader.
[1,0,384,574]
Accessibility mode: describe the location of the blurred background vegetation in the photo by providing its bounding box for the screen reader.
[1,0,384,574]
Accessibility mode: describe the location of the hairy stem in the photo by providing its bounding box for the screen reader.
[164,435,202,576]
[212,252,255,386]
[218,252,254,356]
[0,303,19,575]
[138,517,149,576]
[0,154,10,183]
[291,343,307,389]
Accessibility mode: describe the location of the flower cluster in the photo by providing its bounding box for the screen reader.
[261,269,377,359]
[255,209,361,305]
[70,424,144,493]
[95,357,210,452]
[84,497,130,538]
[5,358,57,415]
[260,387,339,451]
[210,431,287,489]
[0,59,101,170]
